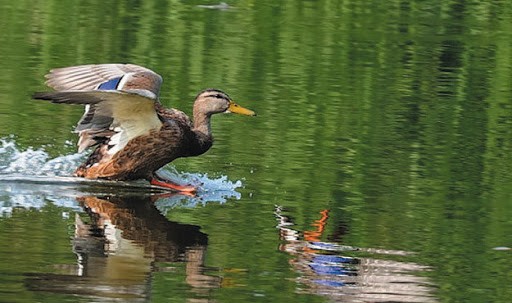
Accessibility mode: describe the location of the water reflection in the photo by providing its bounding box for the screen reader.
[275,207,437,303]
[25,194,220,302]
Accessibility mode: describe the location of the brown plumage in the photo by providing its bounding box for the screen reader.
[33,64,256,192]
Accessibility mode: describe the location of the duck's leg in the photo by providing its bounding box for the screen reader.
[149,173,196,193]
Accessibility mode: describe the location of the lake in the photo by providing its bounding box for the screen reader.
[1,1,512,302]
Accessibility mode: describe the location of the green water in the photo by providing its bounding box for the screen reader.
[1,1,512,302]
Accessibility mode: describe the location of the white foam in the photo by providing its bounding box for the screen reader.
[153,167,242,212]
[0,138,84,176]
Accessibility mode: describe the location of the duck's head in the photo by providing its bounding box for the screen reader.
[193,89,256,117]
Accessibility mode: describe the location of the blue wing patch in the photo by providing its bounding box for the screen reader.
[97,77,123,90]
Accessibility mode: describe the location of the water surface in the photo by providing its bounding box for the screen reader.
[1,1,512,302]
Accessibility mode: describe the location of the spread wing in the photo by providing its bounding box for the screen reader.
[34,64,165,154]
[45,63,162,93]
[33,90,163,154]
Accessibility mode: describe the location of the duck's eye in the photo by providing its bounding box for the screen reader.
[206,93,226,100]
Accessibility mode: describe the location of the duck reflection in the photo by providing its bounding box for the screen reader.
[26,194,220,302]
[275,206,437,303]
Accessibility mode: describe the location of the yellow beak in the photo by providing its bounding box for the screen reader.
[228,101,256,116]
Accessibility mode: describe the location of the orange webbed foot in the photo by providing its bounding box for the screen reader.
[150,177,197,196]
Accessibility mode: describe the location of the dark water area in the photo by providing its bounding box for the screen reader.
[1,1,512,302]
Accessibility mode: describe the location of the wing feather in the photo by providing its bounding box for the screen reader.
[33,90,163,153]
[45,63,162,95]
[36,63,165,153]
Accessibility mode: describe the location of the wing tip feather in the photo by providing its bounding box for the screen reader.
[32,92,54,101]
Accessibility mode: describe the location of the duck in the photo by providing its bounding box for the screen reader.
[33,63,256,193]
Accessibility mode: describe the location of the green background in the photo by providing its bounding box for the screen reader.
[1,1,512,302]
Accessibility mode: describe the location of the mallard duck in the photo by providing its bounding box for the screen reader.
[33,64,255,193]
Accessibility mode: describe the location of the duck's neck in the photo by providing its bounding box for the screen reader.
[193,112,211,137]
[191,111,213,155]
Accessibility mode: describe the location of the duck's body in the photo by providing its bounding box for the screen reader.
[73,103,212,181]
[33,64,255,192]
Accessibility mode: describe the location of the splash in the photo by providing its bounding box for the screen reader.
[0,139,243,216]
[0,139,83,176]
[154,168,242,212]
